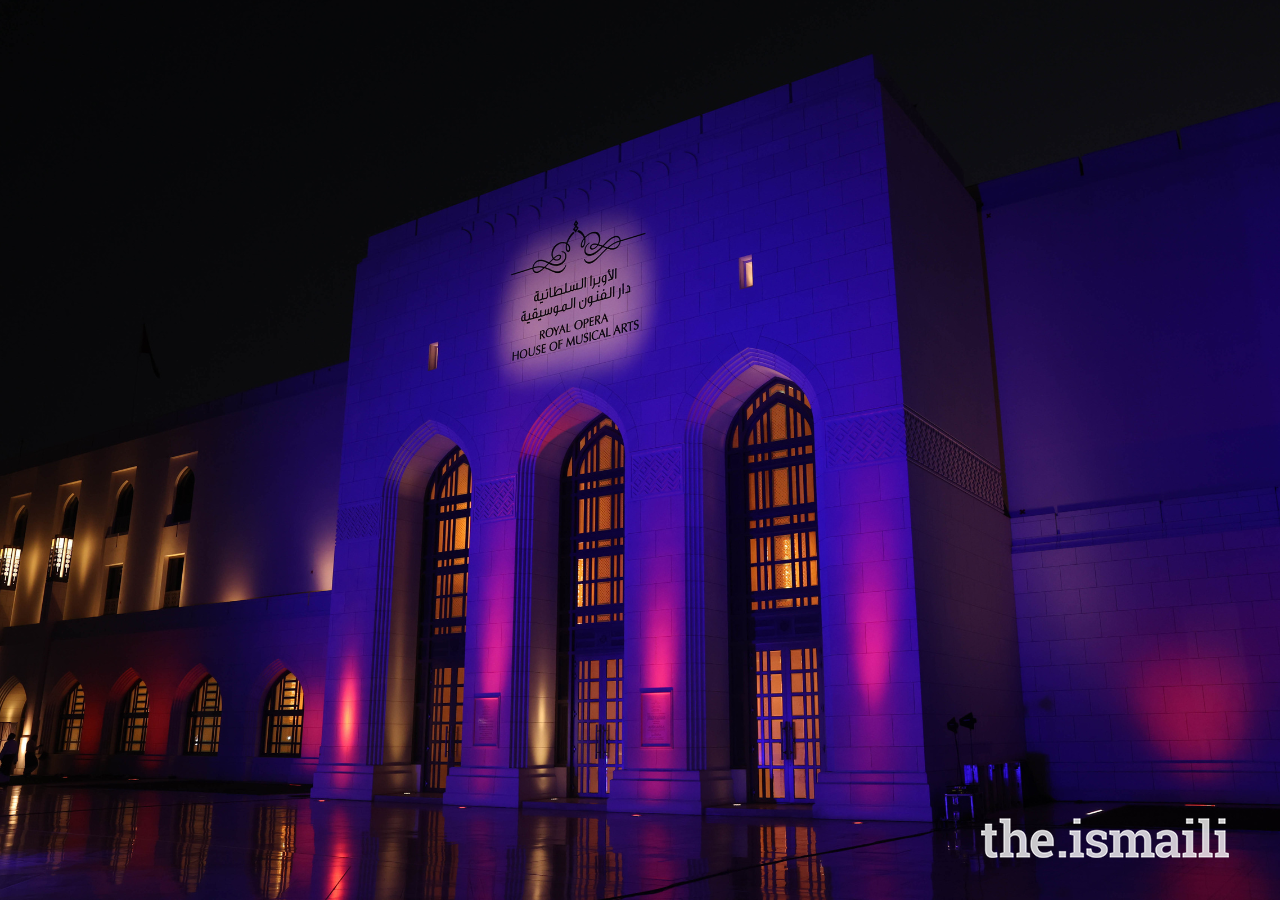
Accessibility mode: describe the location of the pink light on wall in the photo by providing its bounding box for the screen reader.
[337,660,360,761]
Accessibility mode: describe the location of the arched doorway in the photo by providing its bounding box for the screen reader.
[558,415,626,797]
[413,447,471,792]
[726,379,824,802]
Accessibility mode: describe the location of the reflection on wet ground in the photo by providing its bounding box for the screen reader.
[0,785,1276,898]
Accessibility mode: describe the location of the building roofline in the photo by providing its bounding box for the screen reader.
[0,362,349,478]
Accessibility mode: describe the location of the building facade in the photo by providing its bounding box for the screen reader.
[1,56,1276,819]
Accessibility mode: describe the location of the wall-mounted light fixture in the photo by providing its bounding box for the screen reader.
[0,547,19,589]
[738,255,754,289]
[428,342,440,371]
[48,537,73,582]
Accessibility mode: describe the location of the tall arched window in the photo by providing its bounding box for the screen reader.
[0,508,24,590]
[61,497,79,538]
[173,469,195,523]
[262,673,304,757]
[414,448,470,792]
[11,508,26,548]
[111,484,134,536]
[48,497,78,582]
[56,683,85,752]
[560,415,625,797]
[118,681,149,753]
[187,676,222,754]
[727,379,823,803]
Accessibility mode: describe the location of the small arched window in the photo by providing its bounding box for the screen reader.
[118,681,149,753]
[0,508,24,590]
[48,498,78,582]
[11,508,26,548]
[262,673,304,757]
[111,484,134,536]
[60,497,79,538]
[56,684,85,752]
[187,676,222,755]
[172,469,195,523]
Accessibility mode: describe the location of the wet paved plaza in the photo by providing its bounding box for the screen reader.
[0,784,1277,898]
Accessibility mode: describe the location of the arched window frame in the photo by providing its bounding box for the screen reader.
[110,483,134,536]
[48,496,78,582]
[725,378,825,803]
[562,415,626,626]
[186,676,222,755]
[117,680,149,753]
[172,468,195,523]
[415,447,471,790]
[0,508,24,590]
[262,673,304,757]
[558,414,626,798]
[10,508,27,549]
[726,379,821,612]
[56,683,85,752]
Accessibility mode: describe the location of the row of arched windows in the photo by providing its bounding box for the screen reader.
[0,468,194,594]
[412,378,823,804]
[54,671,304,757]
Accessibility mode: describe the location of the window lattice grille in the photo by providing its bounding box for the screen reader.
[118,681,149,753]
[57,684,85,752]
[187,676,222,755]
[262,674,304,757]
[565,417,625,625]
[729,381,820,611]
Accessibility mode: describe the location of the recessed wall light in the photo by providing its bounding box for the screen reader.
[428,342,439,370]
[738,256,754,289]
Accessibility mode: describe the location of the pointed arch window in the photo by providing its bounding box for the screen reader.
[56,683,85,752]
[0,508,24,590]
[187,677,222,755]
[111,483,134,535]
[560,415,626,797]
[415,448,471,791]
[118,681,149,753]
[727,379,823,803]
[728,380,820,611]
[173,469,195,523]
[48,497,78,582]
[565,416,626,625]
[262,673,304,757]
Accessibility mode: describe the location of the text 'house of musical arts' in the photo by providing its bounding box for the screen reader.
[2,56,1278,819]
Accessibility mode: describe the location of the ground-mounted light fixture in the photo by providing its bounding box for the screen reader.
[47,536,73,582]
[0,547,19,589]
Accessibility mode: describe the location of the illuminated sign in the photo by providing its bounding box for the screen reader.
[508,221,646,364]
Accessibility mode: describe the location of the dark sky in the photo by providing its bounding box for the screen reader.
[4,2,1278,464]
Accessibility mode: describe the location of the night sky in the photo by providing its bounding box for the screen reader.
[4,3,1277,466]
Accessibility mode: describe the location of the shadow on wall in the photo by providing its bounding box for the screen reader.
[1022,752,1053,804]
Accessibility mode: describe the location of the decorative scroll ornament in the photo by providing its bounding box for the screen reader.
[511,221,644,275]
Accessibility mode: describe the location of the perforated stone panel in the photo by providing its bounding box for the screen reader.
[825,410,907,468]
[335,502,379,541]
[473,477,516,520]
[631,447,682,497]
[905,410,1004,510]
